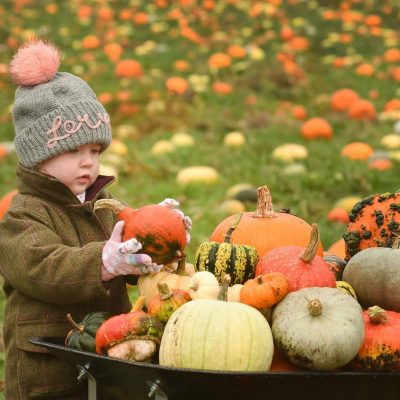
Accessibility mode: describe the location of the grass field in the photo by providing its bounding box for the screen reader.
[0,0,400,395]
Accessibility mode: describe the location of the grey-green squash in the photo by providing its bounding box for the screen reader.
[342,242,400,312]
[194,213,258,284]
[272,287,364,371]
[65,312,111,352]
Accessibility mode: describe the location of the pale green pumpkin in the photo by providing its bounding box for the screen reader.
[159,276,273,371]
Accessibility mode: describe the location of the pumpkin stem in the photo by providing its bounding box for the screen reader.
[176,256,187,276]
[131,295,146,312]
[66,313,84,333]
[253,186,277,218]
[257,275,264,285]
[157,282,173,300]
[299,224,319,263]
[368,306,388,324]
[217,274,231,301]
[94,199,125,214]
[392,236,400,249]
[308,299,322,316]
[224,213,243,243]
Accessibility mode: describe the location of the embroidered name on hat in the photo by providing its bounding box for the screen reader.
[47,113,110,148]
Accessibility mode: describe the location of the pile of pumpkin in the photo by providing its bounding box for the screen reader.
[65,186,400,373]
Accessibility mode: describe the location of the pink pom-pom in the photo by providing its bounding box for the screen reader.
[10,40,61,87]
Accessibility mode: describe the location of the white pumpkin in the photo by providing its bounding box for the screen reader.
[272,143,308,163]
[223,131,246,147]
[176,166,219,186]
[188,271,220,300]
[272,287,364,371]
[227,284,243,302]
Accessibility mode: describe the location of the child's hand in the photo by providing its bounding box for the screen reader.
[158,198,192,244]
[101,221,163,281]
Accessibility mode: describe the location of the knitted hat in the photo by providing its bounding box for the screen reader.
[10,40,112,168]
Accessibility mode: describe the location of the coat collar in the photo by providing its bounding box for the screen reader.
[16,164,115,205]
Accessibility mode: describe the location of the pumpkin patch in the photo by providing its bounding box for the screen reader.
[3,0,400,388]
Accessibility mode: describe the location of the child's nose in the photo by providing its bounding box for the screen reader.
[81,152,94,167]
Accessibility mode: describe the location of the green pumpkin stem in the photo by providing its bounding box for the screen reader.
[66,313,84,333]
[157,282,173,300]
[368,306,388,324]
[224,213,243,243]
[299,224,319,263]
[217,274,231,301]
[253,186,277,218]
[93,198,125,214]
[176,256,187,275]
[308,299,322,316]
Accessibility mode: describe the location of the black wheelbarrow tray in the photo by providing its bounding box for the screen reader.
[29,336,400,400]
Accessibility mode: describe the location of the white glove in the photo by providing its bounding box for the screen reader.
[101,221,163,281]
[158,198,192,244]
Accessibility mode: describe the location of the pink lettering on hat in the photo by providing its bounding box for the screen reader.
[46,113,110,148]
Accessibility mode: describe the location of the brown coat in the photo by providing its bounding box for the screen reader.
[0,164,132,399]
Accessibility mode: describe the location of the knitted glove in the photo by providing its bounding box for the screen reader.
[158,198,192,244]
[101,221,163,281]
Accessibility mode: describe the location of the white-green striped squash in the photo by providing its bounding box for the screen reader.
[159,299,274,371]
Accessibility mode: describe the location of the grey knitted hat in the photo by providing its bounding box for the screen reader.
[10,40,112,168]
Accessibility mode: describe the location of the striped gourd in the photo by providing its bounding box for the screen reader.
[336,280,357,300]
[194,213,259,284]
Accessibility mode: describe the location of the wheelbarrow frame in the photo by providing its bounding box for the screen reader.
[29,337,400,400]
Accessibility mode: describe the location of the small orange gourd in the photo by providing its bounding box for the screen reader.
[240,272,288,310]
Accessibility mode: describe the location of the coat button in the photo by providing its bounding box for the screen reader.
[84,210,92,217]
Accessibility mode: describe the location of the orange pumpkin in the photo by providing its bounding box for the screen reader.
[347,99,376,120]
[0,190,17,220]
[327,238,346,258]
[384,99,400,112]
[330,88,359,112]
[210,186,323,258]
[165,76,189,94]
[114,59,143,79]
[384,48,400,63]
[369,159,393,170]
[212,81,234,95]
[208,53,232,69]
[82,35,101,49]
[355,63,374,77]
[344,191,400,259]
[104,43,123,62]
[94,199,187,265]
[351,306,400,371]
[270,347,301,371]
[327,207,349,224]
[240,272,288,310]
[341,142,373,160]
[301,118,333,140]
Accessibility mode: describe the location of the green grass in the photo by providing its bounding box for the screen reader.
[0,0,399,394]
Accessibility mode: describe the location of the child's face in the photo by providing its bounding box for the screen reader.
[39,143,102,195]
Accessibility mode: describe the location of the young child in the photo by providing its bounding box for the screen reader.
[0,40,191,399]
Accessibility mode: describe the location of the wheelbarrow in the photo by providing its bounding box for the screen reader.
[29,337,400,400]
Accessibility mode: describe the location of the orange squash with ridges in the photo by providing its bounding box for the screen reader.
[210,186,323,259]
